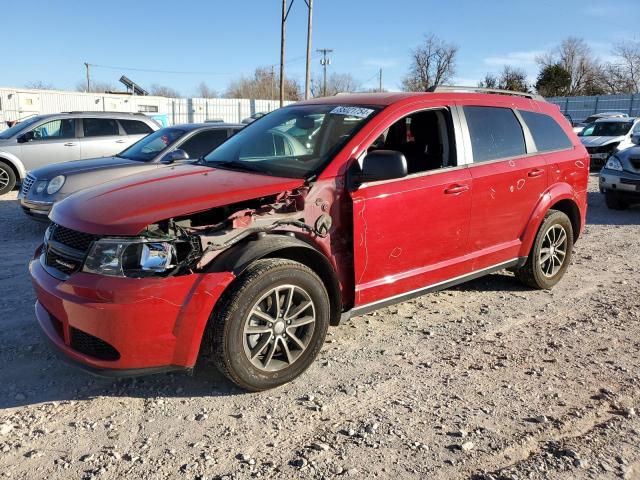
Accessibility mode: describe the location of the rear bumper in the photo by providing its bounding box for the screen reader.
[30,253,235,374]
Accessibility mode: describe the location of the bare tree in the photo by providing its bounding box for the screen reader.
[478,74,499,89]
[310,73,361,97]
[195,82,218,98]
[149,84,181,98]
[537,37,603,95]
[401,34,458,91]
[74,80,117,93]
[25,81,55,90]
[226,67,300,101]
[602,41,640,93]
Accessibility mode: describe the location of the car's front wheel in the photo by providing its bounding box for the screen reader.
[0,161,16,195]
[516,210,574,290]
[206,258,330,391]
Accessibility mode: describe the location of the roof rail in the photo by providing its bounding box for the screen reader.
[62,111,147,116]
[427,86,545,101]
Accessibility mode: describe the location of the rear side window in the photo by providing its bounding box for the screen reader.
[179,130,229,158]
[464,106,526,162]
[120,119,153,135]
[520,111,572,152]
[83,118,120,137]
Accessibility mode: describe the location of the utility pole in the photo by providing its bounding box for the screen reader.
[271,65,276,101]
[84,62,91,92]
[304,0,313,100]
[279,0,294,107]
[317,48,333,96]
[379,68,383,92]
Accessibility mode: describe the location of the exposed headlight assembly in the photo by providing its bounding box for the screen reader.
[83,238,177,278]
[46,175,65,194]
[605,156,623,172]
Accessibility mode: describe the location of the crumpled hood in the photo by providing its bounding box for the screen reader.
[50,164,304,235]
[29,157,141,179]
[580,135,625,148]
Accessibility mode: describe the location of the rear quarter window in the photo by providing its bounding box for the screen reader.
[520,110,573,152]
[463,106,526,163]
[120,119,154,135]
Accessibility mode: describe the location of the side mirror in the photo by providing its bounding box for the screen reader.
[359,150,408,183]
[631,134,640,145]
[17,131,35,143]
[160,149,189,164]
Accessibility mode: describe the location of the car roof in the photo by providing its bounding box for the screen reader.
[594,117,636,123]
[294,90,546,108]
[170,123,244,131]
[589,112,627,117]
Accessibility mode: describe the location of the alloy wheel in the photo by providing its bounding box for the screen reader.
[243,284,316,372]
[0,169,9,190]
[539,224,568,278]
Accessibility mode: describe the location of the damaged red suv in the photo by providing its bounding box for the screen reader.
[30,88,589,391]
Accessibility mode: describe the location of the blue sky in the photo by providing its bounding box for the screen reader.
[1,0,637,95]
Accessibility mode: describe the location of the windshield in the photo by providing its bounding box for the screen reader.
[581,121,634,137]
[118,128,186,161]
[0,116,46,139]
[204,104,380,178]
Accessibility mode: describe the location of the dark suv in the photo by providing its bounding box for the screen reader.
[30,88,589,391]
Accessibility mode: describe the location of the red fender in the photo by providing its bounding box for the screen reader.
[518,182,581,258]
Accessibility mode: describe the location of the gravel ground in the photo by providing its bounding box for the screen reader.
[1,174,639,480]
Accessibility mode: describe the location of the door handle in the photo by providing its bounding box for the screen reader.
[63,142,77,147]
[528,168,545,178]
[115,139,126,143]
[444,184,470,195]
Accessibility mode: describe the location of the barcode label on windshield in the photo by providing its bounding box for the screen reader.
[330,106,375,118]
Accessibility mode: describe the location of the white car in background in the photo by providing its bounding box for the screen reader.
[572,112,628,135]
[579,117,640,168]
[0,112,159,195]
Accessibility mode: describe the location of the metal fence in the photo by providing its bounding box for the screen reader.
[548,94,640,123]
[0,87,292,130]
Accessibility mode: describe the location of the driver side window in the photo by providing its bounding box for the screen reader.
[367,108,457,175]
[31,119,75,140]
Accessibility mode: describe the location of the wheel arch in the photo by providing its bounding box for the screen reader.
[519,184,582,258]
[205,233,343,326]
[0,153,26,181]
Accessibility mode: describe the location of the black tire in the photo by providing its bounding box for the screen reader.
[516,210,574,290]
[205,258,330,391]
[605,192,628,210]
[0,161,16,195]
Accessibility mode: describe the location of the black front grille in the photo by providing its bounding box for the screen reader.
[70,328,120,361]
[45,249,82,275]
[50,223,99,252]
[629,158,640,171]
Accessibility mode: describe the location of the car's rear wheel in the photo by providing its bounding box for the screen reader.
[605,191,629,210]
[205,258,330,391]
[516,210,573,290]
[0,161,16,195]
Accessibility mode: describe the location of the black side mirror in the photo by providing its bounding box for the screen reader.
[360,150,408,183]
[160,149,189,164]
[17,131,35,143]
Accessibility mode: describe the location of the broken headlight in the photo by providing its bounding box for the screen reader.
[83,238,176,278]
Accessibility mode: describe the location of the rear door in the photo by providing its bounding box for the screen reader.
[79,117,126,159]
[20,118,80,170]
[461,104,548,269]
[119,119,156,147]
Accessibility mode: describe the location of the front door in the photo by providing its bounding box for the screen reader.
[350,106,473,308]
[20,118,80,170]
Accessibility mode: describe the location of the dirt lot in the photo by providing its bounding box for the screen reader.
[1,174,639,480]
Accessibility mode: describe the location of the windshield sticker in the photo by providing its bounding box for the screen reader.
[330,106,375,118]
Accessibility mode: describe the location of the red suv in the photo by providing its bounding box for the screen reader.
[30,88,589,391]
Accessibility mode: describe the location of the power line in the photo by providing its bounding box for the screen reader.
[88,63,235,76]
